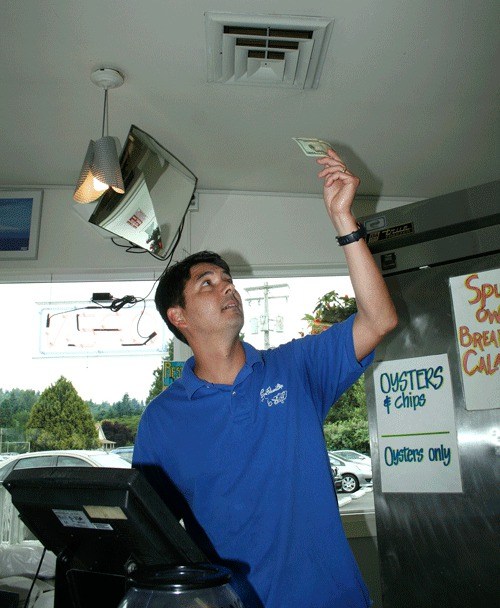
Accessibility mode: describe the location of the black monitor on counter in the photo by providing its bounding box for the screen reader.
[88,124,197,259]
[4,466,207,608]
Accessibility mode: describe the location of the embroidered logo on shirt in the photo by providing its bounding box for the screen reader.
[260,383,288,407]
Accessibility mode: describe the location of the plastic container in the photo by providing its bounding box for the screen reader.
[117,563,245,608]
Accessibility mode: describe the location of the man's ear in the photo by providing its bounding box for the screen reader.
[167,306,186,330]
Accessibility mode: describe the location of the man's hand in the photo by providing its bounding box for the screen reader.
[316,149,360,231]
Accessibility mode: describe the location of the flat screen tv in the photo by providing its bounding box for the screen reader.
[4,466,207,607]
[88,125,197,259]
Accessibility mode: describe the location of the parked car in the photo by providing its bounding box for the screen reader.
[110,445,134,464]
[0,449,131,483]
[0,450,132,547]
[329,449,372,465]
[331,464,343,491]
[328,453,372,493]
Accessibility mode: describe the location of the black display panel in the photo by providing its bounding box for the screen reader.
[4,466,207,607]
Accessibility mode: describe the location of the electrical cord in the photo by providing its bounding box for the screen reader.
[108,201,188,263]
[46,305,104,327]
[103,211,187,332]
[46,295,153,342]
[46,206,188,338]
[23,547,47,608]
[108,294,139,312]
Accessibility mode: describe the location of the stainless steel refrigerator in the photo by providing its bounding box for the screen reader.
[359,180,499,607]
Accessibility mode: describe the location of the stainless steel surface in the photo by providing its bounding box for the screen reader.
[362,183,500,607]
[359,180,500,275]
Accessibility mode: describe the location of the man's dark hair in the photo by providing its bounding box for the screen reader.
[155,250,231,345]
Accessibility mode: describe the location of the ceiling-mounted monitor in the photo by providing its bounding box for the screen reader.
[88,125,197,259]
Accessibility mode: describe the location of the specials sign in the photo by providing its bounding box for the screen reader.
[449,268,499,410]
[373,354,463,493]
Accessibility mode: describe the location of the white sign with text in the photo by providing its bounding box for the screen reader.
[373,354,463,493]
[449,268,500,410]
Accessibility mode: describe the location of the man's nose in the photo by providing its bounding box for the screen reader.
[224,282,235,295]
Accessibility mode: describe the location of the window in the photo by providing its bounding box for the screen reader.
[0,276,354,403]
[0,274,374,520]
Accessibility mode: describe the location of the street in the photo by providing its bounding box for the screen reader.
[339,487,375,514]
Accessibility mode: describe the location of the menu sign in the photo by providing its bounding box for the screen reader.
[449,268,500,410]
[373,354,463,493]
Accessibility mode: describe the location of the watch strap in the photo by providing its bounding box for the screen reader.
[336,223,367,246]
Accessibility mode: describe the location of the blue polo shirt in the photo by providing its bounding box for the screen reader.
[133,314,374,607]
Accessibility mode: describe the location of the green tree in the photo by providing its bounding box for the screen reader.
[87,398,112,419]
[323,418,370,454]
[303,290,358,333]
[110,393,143,417]
[146,339,175,403]
[147,366,165,403]
[0,388,39,427]
[303,290,370,452]
[26,376,99,450]
[92,395,144,422]
[101,420,134,446]
[114,415,142,440]
[324,376,366,425]
[0,389,40,453]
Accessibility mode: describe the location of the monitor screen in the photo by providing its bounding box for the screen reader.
[88,125,197,259]
[4,466,207,575]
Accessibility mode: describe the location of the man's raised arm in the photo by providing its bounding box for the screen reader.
[317,148,398,361]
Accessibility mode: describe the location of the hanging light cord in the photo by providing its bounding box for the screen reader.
[101,88,109,138]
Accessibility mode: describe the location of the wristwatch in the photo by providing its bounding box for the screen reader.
[336,223,367,246]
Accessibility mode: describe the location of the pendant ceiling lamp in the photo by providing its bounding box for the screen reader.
[73,68,125,203]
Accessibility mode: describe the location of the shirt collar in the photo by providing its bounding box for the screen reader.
[181,341,264,399]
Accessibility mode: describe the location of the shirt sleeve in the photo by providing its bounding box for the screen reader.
[291,313,375,420]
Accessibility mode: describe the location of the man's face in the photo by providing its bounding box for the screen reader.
[171,262,244,341]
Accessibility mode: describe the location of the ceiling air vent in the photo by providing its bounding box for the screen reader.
[205,13,334,89]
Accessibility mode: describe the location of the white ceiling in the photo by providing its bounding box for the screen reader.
[1,1,498,199]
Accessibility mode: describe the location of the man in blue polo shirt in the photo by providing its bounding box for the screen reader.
[133,148,398,607]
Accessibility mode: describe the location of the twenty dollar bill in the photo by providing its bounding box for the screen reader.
[293,137,332,157]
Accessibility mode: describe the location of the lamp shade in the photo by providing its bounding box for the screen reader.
[73,136,125,203]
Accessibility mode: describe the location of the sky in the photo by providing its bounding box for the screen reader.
[0,275,354,404]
